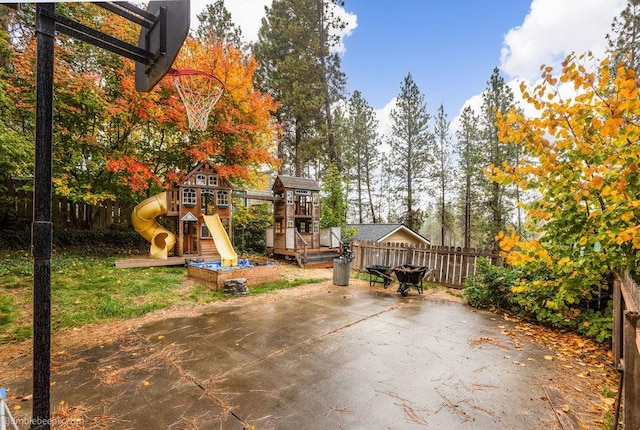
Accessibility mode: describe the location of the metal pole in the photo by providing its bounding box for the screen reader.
[32,3,55,429]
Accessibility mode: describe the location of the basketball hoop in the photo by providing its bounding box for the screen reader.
[169,69,224,131]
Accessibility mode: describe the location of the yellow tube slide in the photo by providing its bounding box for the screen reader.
[131,191,176,259]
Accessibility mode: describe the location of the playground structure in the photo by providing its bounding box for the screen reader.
[131,161,238,265]
[128,164,342,268]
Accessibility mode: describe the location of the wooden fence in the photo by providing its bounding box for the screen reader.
[613,270,640,429]
[2,179,133,229]
[351,241,499,289]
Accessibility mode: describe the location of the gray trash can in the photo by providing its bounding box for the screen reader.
[333,258,351,286]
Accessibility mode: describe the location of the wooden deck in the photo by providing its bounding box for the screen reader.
[269,246,341,269]
[115,254,220,269]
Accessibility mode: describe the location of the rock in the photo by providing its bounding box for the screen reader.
[223,278,249,295]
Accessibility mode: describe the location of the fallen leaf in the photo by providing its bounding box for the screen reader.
[544,355,554,361]
[562,404,571,412]
[157,335,165,340]
[142,380,150,386]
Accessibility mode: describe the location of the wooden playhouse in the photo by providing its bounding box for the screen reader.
[266,175,341,268]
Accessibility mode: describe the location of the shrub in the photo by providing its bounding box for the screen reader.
[464,257,613,343]
[462,258,519,310]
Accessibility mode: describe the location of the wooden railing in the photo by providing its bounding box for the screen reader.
[351,241,498,289]
[613,270,640,429]
[294,230,308,265]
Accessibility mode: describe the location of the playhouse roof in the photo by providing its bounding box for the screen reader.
[273,175,320,191]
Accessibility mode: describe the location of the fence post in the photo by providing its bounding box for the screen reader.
[623,310,640,429]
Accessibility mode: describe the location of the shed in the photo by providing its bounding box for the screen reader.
[347,224,430,246]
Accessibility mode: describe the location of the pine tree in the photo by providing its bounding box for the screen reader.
[479,68,518,251]
[196,0,245,49]
[344,90,380,223]
[320,164,347,228]
[432,104,453,245]
[454,106,483,249]
[253,0,345,176]
[388,73,433,231]
[606,0,640,74]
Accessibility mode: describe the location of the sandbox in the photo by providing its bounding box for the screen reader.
[187,259,281,291]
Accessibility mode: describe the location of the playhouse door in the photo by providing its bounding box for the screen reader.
[285,227,295,249]
[183,221,196,255]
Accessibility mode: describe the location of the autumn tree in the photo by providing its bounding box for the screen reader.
[388,73,433,231]
[6,3,143,217]
[0,8,31,182]
[6,3,278,213]
[489,53,640,329]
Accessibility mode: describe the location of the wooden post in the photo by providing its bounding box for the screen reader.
[624,310,640,430]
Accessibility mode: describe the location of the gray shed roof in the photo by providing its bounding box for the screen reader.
[347,223,430,244]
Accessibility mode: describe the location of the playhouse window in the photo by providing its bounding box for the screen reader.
[183,188,196,207]
[274,218,283,233]
[201,223,210,238]
[313,221,319,233]
[201,190,215,214]
[286,191,293,204]
[313,193,319,206]
[208,174,218,186]
[196,174,206,185]
[216,190,229,207]
[286,219,294,228]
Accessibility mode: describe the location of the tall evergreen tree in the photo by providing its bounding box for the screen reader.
[480,68,518,251]
[388,73,433,231]
[454,106,483,249]
[253,0,346,176]
[345,90,380,223]
[196,0,245,49]
[320,164,347,228]
[432,104,453,245]
[606,0,640,74]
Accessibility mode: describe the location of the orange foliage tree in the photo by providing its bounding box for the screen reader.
[8,4,279,204]
[168,35,281,183]
[488,53,639,332]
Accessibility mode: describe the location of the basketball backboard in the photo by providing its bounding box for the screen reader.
[135,0,190,92]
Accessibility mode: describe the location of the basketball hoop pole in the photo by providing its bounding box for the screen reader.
[32,2,188,428]
[32,4,55,428]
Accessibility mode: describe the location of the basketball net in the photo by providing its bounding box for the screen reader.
[169,69,224,131]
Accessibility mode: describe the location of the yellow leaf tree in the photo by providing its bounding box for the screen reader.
[489,53,639,331]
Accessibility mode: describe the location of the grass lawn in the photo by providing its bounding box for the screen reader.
[0,249,326,344]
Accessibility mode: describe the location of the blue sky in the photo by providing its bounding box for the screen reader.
[191,0,627,132]
[338,1,533,114]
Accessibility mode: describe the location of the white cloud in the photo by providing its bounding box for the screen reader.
[500,0,625,82]
[451,0,626,132]
[375,97,396,144]
[328,3,358,55]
